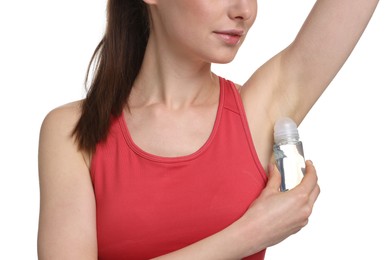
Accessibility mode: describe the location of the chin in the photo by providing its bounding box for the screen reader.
[212,59,235,65]
[209,50,239,64]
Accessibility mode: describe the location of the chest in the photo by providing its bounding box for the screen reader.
[92,81,268,258]
[94,152,264,259]
[124,104,218,158]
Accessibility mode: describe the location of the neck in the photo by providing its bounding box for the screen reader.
[130,33,219,110]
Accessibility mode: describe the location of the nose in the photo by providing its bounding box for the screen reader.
[228,0,255,21]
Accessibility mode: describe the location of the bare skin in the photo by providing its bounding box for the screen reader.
[38,0,379,259]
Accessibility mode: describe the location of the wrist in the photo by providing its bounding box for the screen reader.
[233,213,269,257]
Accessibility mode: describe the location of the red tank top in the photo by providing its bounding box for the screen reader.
[91,77,268,259]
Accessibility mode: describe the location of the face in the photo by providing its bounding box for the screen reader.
[145,0,257,64]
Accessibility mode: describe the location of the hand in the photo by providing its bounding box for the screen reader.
[239,160,320,255]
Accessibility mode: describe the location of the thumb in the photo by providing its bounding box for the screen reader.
[266,163,281,190]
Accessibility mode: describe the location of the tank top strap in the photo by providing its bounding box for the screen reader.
[219,76,268,184]
[219,77,241,114]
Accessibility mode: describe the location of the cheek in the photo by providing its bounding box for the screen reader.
[183,0,219,22]
[250,1,258,27]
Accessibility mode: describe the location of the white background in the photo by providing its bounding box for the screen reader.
[0,0,389,259]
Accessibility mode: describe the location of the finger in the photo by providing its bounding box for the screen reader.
[298,160,318,192]
[309,184,321,206]
[266,163,282,191]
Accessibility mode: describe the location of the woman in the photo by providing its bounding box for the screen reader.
[37,0,378,259]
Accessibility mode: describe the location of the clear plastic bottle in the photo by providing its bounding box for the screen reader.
[273,117,305,191]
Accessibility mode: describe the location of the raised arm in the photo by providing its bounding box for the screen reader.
[278,0,379,122]
[241,0,379,168]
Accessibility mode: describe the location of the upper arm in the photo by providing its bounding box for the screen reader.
[240,0,379,167]
[37,101,97,259]
[278,0,379,122]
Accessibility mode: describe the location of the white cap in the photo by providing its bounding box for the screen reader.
[274,117,300,144]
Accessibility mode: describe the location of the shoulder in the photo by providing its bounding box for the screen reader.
[39,100,90,168]
[41,100,83,134]
[40,100,83,148]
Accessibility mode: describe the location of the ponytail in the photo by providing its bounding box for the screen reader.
[72,0,149,152]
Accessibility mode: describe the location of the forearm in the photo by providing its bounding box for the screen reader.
[152,217,265,260]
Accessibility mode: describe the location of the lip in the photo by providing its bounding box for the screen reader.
[213,29,245,45]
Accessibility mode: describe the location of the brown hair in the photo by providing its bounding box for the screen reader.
[72,0,150,152]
